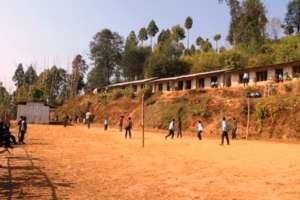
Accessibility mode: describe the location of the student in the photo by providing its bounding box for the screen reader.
[232,118,237,139]
[166,119,175,139]
[125,117,133,139]
[63,114,69,128]
[221,117,230,145]
[104,118,108,131]
[86,111,91,129]
[177,116,182,138]
[119,116,124,132]
[18,116,27,144]
[197,120,204,140]
[243,72,249,87]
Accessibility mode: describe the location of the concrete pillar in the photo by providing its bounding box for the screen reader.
[284,66,293,80]
[173,81,178,91]
[268,69,276,81]
[191,79,197,89]
[163,82,168,92]
[219,75,224,88]
[182,80,186,90]
[249,71,256,86]
[231,73,240,87]
[204,78,211,88]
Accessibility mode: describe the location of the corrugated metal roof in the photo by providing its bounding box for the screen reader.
[108,77,157,88]
[150,68,232,83]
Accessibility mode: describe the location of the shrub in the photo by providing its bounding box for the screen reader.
[111,89,124,100]
[124,88,135,99]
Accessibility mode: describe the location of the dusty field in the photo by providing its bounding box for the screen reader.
[1,125,300,200]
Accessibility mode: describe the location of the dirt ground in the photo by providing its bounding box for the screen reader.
[1,125,300,200]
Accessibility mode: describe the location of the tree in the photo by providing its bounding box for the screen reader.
[284,0,300,34]
[69,54,88,98]
[122,31,151,80]
[0,83,10,109]
[196,37,212,52]
[138,27,148,46]
[171,25,186,42]
[184,16,193,49]
[13,63,25,88]
[213,34,222,52]
[147,20,159,49]
[158,29,172,44]
[24,65,38,85]
[88,29,123,88]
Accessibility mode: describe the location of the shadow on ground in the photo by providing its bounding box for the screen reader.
[0,147,72,200]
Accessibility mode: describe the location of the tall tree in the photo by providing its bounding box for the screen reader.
[138,27,148,46]
[69,54,88,98]
[213,34,222,52]
[24,65,38,85]
[184,16,193,49]
[147,20,159,49]
[13,63,25,88]
[88,29,123,88]
[284,0,300,34]
[122,31,151,80]
[171,25,186,42]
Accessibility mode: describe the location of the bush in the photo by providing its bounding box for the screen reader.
[124,88,135,99]
[111,89,124,100]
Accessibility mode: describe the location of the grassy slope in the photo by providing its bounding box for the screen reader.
[56,82,300,140]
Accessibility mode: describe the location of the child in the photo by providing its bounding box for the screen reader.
[197,120,204,140]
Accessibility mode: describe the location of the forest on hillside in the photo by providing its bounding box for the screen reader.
[1,0,300,113]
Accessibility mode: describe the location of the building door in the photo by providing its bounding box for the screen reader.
[198,78,205,88]
[178,81,184,90]
[185,80,192,89]
[275,68,283,82]
[225,73,231,87]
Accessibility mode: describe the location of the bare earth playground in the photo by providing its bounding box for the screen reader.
[0,124,300,200]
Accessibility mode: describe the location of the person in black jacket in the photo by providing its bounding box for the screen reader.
[125,117,133,139]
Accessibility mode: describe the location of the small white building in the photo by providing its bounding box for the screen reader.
[17,102,50,124]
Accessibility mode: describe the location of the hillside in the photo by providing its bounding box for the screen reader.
[56,81,300,140]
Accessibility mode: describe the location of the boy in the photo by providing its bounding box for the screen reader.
[166,119,175,139]
[197,120,204,140]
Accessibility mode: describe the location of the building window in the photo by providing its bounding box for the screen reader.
[211,76,218,88]
[132,85,137,92]
[178,81,184,90]
[293,65,300,78]
[256,71,268,82]
[158,83,163,91]
[198,78,205,88]
[185,80,192,89]
[167,82,171,91]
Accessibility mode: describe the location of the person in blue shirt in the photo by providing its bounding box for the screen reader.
[221,117,230,145]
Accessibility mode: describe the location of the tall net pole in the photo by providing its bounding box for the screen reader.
[141,93,145,148]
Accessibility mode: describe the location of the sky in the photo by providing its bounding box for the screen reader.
[0,0,290,91]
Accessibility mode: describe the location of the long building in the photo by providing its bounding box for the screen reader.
[104,60,300,93]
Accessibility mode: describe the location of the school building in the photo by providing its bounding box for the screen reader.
[105,60,300,93]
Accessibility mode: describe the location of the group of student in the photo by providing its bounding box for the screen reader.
[0,116,28,149]
[166,117,238,145]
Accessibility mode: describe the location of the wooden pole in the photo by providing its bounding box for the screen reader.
[142,94,145,148]
[246,97,250,140]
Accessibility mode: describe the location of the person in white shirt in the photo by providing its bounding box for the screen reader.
[165,119,175,139]
[221,117,230,145]
[243,72,249,87]
[197,120,204,140]
[104,118,108,131]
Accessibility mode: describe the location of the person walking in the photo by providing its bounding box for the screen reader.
[104,118,108,131]
[119,116,124,132]
[165,119,175,139]
[243,72,249,87]
[125,117,133,139]
[86,111,91,129]
[232,117,238,139]
[177,116,183,138]
[221,117,230,145]
[197,120,204,140]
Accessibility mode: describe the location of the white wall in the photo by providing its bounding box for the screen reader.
[17,103,50,124]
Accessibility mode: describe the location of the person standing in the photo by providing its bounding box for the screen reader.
[119,116,124,132]
[221,117,230,145]
[125,117,133,139]
[197,120,204,140]
[86,111,91,129]
[18,116,27,144]
[104,118,108,131]
[63,114,69,128]
[177,116,183,138]
[232,118,238,139]
[243,72,249,87]
[166,119,175,139]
